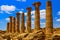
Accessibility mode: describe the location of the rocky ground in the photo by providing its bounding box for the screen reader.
[0,30,45,40]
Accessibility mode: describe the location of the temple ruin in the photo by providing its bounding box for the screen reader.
[0,0,60,40]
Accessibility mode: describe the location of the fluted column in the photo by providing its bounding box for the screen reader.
[33,2,41,31]
[12,17,15,33]
[26,7,32,33]
[6,22,9,33]
[45,0,53,40]
[20,13,25,33]
[15,12,20,33]
[9,22,10,33]
[9,16,13,33]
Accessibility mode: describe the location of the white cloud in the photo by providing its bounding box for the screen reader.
[54,24,60,28]
[58,11,60,15]
[19,11,23,13]
[25,12,27,16]
[40,23,45,25]
[56,19,60,22]
[5,18,10,21]
[0,5,16,14]
[40,9,46,19]
[40,22,46,28]
[1,5,16,11]
[25,9,46,19]
[31,21,34,24]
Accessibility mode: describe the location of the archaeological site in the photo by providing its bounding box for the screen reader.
[0,0,60,40]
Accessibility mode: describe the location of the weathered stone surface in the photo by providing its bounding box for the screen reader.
[0,1,60,40]
[20,13,25,33]
[6,22,9,33]
[0,36,4,40]
[15,12,20,33]
[33,2,41,31]
[23,30,45,40]
[26,7,32,33]
[13,33,29,40]
[12,17,15,33]
[52,35,60,40]
[9,16,13,33]
[8,17,15,33]
[45,1,53,40]
[46,1,53,34]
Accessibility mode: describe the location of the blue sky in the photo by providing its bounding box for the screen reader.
[0,0,60,30]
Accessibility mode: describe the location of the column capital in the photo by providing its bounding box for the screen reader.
[15,12,20,33]
[10,16,13,18]
[47,1,52,7]
[16,12,20,16]
[26,7,32,11]
[26,7,31,33]
[33,2,41,7]
[14,17,15,20]
[10,16,15,21]
[9,16,14,21]
[7,22,9,24]
[22,12,24,16]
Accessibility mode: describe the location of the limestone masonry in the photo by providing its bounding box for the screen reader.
[0,0,60,40]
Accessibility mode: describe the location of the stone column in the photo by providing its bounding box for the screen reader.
[9,16,13,33]
[33,2,41,31]
[20,13,25,33]
[9,22,10,33]
[26,7,32,33]
[15,12,20,33]
[6,22,9,33]
[45,1,53,40]
[12,17,15,33]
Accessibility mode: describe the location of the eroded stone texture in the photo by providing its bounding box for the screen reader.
[15,12,20,33]
[9,17,15,33]
[7,22,10,33]
[0,36,4,40]
[1,1,59,40]
[6,22,9,33]
[26,7,32,33]
[12,17,15,33]
[45,1,53,40]
[9,16,13,33]
[52,35,60,40]
[20,13,25,33]
[33,2,41,31]
[23,30,45,40]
